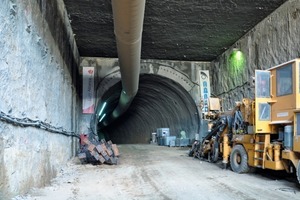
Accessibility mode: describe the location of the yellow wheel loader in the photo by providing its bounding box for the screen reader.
[193,59,300,184]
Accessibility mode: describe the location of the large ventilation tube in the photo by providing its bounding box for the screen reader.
[102,0,146,126]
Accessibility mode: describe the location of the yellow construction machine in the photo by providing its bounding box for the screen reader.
[192,58,300,184]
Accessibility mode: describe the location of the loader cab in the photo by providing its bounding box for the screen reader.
[256,59,300,152]
[270,61,296,123]
[255,59,300,125]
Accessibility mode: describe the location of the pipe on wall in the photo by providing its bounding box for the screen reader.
[103,0,146,125]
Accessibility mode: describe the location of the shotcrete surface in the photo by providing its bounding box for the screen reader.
[14,144,300,200]
[64,0,287,61]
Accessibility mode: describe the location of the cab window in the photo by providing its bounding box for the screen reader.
[277,64,292,96]
[255,71,270,98]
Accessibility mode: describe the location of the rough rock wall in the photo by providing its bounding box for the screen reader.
[80,57,211,142]
[0,0,80,198]
[211,0,300,110]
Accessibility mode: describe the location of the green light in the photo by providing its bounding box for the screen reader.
[235,51,242,60]
[99,113,106,122]
[98,102,107,117]
[229,49,246,76]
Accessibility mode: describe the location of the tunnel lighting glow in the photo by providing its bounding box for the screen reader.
[98,102,107,117]
[229,49,246,75]
[99,113,106,122]
[235,50,243,60]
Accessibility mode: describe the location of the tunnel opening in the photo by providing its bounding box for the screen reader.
[94,74,200,144]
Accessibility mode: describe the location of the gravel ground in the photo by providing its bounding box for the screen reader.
[13,144,300,200]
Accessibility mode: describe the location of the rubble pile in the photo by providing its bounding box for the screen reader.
[78,134,120,165]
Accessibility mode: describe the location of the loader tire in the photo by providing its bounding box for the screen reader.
[297,160,300,184]
[230,145,249,173]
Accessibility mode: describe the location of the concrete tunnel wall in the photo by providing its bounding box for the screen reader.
[211,0,300,110]
[80,58,211,143]
[0,0,80,198]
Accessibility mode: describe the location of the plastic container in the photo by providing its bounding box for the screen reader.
[158,137,164,146]
[163,136,176,146]
[157,128,170,137]
[175,138,190,147]
[179,138,190,147]
[169,140,176,147]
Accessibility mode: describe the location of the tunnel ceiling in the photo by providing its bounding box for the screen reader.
[63,0,287,61]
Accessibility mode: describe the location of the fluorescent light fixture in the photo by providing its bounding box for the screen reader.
[98,102,107,117]
[99,113,106,122]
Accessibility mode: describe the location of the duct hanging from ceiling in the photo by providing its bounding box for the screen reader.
[102,0,146,126]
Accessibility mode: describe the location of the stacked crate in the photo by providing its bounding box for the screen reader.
[156,128,177,146]
[157,128,170,145]
[175,138,190,147]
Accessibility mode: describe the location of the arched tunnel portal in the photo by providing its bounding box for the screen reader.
[94,74,200,144]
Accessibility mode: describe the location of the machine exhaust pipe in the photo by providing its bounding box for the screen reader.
[103,0,146,125]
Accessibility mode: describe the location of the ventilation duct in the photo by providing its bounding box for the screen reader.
[103,0,146,126]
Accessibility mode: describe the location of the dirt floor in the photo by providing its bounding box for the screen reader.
[14,144,300,200]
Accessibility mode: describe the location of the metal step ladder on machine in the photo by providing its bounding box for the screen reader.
[254,134,270,168]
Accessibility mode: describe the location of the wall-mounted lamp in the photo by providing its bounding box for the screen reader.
[229,48,246,74]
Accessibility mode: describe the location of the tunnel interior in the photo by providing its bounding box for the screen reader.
[94,74,200,144]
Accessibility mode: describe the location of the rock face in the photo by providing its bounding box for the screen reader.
[0,0,80,198]
[64,0,287,61]
[211,0,300,110]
